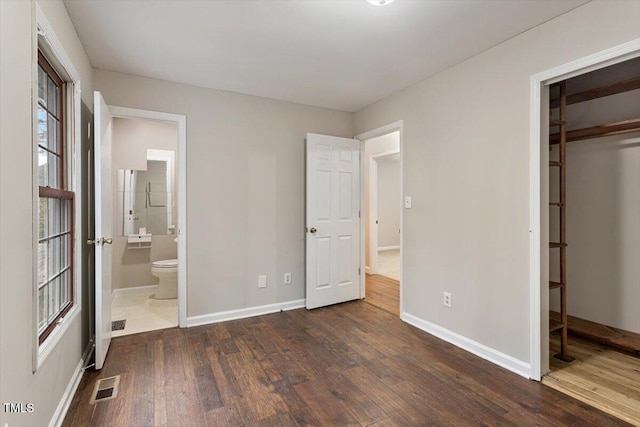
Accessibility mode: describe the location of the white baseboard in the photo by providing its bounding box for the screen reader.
[113,284,158,296]
[401,312,531,379]
[378,245,400,251]
[187,299,306,328]
[48,341,93,427]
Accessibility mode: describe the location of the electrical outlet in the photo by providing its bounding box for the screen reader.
[443,292,452,308]
[284,272,292,284]
[258,275,267,288]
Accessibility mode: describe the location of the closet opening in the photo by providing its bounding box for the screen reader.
[542,56,640,425]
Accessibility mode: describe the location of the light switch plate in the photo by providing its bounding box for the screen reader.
[404,195,412,209]
[258,275,267,288]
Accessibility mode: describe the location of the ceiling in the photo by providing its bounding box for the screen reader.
[63,0,588,112]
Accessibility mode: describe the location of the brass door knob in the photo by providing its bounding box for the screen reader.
[86,239,96,245]
[100,237,113,245]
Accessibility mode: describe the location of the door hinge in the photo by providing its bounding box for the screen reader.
[358,210,361,218]
[358,267,361,275]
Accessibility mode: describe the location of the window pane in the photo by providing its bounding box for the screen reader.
[54,275,61,316]
[47,152,59,188]
[61,270,69,306]
[62,199,70,233]
[53,236,62,276]
[47,240,54,283]
[38,66,46,103]
[38,197,48,240]
[47,76,58,116]
[48,115,59,155]
[38,106,48,149]
[48,198,61,235]
[48,276,58,321]
[64,233,71,268]
[60,234,67,271]
[38,286,48,330]
[38,148,49,188]
[37,242,48,285]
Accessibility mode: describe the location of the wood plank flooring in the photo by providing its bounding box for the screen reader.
[64,301,630,427]
[365,274,399,316]
[550,311,640,355]
[544,334,640,426]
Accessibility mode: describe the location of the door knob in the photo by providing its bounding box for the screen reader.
[86,239,96,245]
[309,227,317,234]
[100,237,113,245]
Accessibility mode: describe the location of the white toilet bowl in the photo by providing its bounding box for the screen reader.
[151,259,178,299]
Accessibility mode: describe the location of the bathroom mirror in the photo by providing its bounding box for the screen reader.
[116,149,176,236]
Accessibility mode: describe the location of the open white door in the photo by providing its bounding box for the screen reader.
[94,91,114,369]
[306,133,361,309]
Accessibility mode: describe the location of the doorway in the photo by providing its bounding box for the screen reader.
[95,104,187,352]
[110,117,179,337]
[357,124,403,317]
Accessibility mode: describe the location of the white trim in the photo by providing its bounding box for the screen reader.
[378,245,400,251]
[402,312,531,379]
[35,5,80,82]
[528,38,640,381]
[187,299,305,328]
[107,106,188,328]
[112,284,159,296]
[355,121,404,141]
[355,121,404,315]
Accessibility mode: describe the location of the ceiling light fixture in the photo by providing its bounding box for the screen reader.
[367,0,394,6]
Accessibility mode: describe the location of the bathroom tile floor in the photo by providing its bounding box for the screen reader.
[111,288,178,338]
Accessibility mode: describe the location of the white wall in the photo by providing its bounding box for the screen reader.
[354,1,640,365]
[111,117,178,289]
[565,132,640,334]
[0,1,93,426]
[377,156,400,248]
[94,69,353,318]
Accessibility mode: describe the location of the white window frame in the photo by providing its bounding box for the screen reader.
[33,3,83,371]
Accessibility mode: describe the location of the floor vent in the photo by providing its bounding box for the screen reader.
[112,319,126,331]
[90,375,121,404]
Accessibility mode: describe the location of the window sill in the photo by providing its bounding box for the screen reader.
[36,304,80,371]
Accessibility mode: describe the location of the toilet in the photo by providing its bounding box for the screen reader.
[151,259,178,299]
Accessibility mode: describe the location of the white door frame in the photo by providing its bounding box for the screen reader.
[368,149,400,274]
[108,106,188,328]
[528,38,640,381]
[355,121,404,315]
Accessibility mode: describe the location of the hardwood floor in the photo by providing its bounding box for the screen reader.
[550,311,640,355]
[64,301,629,427]
[544,333,640,426]
[365,274,399,316]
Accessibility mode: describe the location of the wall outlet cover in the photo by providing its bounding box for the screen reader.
[443,292,452,308]
[284,272,292,284]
